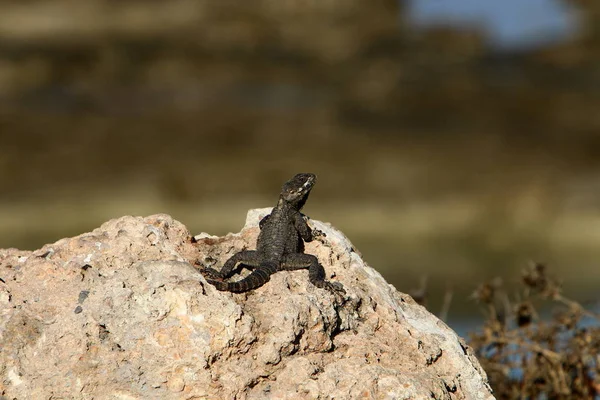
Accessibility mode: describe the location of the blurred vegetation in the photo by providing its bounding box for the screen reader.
[1,0,600,317]
[414,264,600,397]
[468,264,600,398]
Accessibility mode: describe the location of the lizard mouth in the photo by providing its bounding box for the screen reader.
[301,175,316,190]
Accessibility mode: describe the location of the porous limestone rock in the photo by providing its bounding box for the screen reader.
[0,209,494,399]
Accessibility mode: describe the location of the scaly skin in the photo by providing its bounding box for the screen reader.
[199,173,345,294]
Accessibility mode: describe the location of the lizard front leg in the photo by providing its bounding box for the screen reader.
[292,213,322,242]
[259,214,271,229]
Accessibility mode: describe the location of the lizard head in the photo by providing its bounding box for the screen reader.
[280,173,317,209]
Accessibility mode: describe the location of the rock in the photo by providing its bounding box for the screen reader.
[0,210,494,399]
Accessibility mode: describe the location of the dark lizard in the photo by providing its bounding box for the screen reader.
[198,173,345,294]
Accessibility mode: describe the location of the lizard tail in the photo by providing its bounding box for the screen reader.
[206,268,273,293]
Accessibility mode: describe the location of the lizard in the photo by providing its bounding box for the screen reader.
[198,173,345,294]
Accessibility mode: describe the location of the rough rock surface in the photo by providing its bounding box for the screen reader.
[0,209,494,399]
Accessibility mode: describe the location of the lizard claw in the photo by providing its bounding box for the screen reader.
[322,281,346,295]
[312,229,327,243]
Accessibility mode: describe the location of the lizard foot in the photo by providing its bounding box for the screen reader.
[326,281,346,295]
[314,280,346,295]
[200,267,224,281]
[205,278,229,291]
[312,229,328,244]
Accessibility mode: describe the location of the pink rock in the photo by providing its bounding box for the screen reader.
[0,211,494,399]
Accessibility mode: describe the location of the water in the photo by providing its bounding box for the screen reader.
[408,0,578,49]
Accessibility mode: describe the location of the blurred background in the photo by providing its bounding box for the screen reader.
[1,0,600,327]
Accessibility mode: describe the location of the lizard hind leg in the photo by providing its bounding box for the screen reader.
[209,262,277,293]
[204,250,262,280]
[281,253,346,294]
